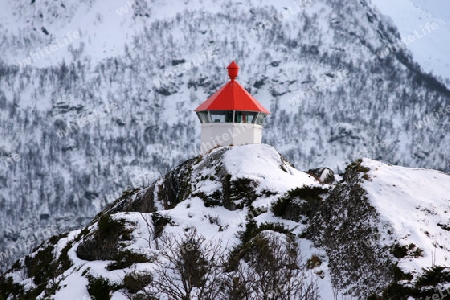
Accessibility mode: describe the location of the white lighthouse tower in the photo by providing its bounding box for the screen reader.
[195,61,270,154]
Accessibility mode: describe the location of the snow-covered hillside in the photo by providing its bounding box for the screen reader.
[2,144,450,299]
[0,144,335,299]
[1,0,450,273]
[370,0,450,84]
[364,159,450,275]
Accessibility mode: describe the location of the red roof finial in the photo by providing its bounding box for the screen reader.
[227,61,239,81]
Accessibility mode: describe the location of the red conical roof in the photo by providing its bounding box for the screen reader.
[194,61,270,114]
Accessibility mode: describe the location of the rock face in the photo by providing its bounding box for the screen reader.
[307,167,335,184]
[1,147,450,299]
[308,160,394,297]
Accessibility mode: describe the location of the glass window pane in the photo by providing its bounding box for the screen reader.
[234,111,260,123]
[246,112,258,123]
[196,111,209,123]
[225,111,233,122]
[235,111,242,123]
[197,111,234,123]
[211,113,225,123]
[255,113,267,125]
[210,111,233,123]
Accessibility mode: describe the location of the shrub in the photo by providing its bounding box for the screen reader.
[123,272,153,293]
[271,196,290,218]
[392,266,413,281]
[98,214,126,238]
[306,254,322,269]
[229,221,292,271]
[2,231,79,299]
[106,250,151,271]
[56,240,74,275]
[381,282,416,299]
[412,247,423,258]
[222,175,258,209]
[0,276,24,299]
[380,266,450,298]
[272,185,328,220]
[192,191,222,207]
[86,275,118,300]
[151,213,173,239]
[239,219,259,245]
[24,245,55,286]
[416,266,450,287]
[346,159,370,173]
[391,243,423,259]
[77,215,133,261]
[239,219,290,245]
[391,243,408,258]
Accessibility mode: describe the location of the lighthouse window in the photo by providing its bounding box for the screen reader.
[209,111,233,123]
[196,111,210,123]
[246,112,258,123]
[255,113,267,125]
[234,111,258,123]
[235,111,242,123]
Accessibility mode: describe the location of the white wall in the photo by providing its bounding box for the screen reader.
[199,123,262,154]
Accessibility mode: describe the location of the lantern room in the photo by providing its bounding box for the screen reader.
[194,61,270,154]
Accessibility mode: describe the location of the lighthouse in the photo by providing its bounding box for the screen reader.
[195,61,270,154]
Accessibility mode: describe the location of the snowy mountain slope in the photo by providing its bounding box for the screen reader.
[2,145,450,299]
[308,157,450,298]
[1,0,450,273]
[370,0,450,83]
[363,159,450,275]
[0,144,336,299]
[0,0,316,69]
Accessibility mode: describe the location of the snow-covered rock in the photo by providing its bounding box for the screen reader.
[1,145,450,299]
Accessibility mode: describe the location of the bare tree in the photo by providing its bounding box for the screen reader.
[150,229,225,300]
[224,231,320,300]
[134,216,319,299]
[139,212,155,249]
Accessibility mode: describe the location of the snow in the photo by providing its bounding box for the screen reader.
[6,145,450,298]
[46,144,336,299]
[52,273,90,300]
[370,0,450,82]
[223,144,318,193]
[363,158,450,275]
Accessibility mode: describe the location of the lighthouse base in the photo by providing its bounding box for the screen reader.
[199,123,262,154]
